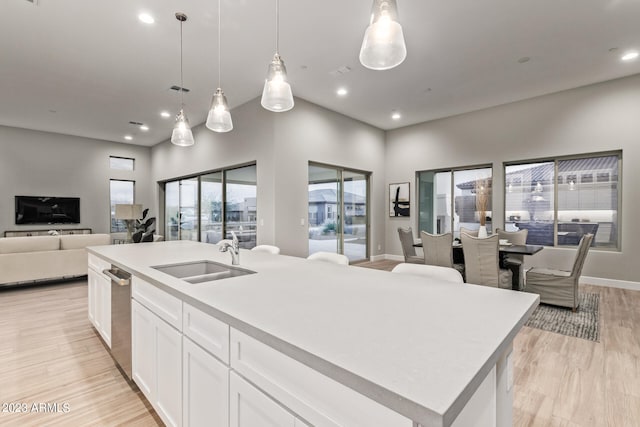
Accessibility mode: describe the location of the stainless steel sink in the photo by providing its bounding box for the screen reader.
[152,260,255,284]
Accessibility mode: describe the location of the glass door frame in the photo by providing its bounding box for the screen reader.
[308,161,371,263]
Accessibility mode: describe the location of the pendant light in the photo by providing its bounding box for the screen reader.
[171,12,195,146]
[261,0,294,112]
[206,0,233,132]
[359,0,407,70]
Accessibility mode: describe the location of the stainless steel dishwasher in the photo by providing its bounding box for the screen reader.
[103,266,132,379]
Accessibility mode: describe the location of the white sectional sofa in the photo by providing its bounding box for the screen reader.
[0,234,111,286]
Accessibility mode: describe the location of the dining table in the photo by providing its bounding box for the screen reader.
[413,240,544,290]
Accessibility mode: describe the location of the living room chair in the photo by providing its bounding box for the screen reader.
[391,263,463,283]
[397,227,423,264]
[461,234,512,288]
[524,233,594,311]
[251,245,281,255]
[496,228,528,289]
[307,252,350,265]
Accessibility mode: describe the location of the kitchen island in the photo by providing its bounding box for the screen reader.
[88,240,539,427]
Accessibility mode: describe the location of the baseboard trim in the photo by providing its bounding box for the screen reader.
[581,276,640,291]
[369,254,387,262]
[384,254,405,262]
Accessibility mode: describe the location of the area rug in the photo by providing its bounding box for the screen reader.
[525,292,600,342]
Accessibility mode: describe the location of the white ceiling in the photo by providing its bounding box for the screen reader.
[1,0,639,147]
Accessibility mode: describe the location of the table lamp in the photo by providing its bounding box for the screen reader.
[115,204,143,243]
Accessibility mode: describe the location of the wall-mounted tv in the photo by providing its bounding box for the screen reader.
[15,196,80,225]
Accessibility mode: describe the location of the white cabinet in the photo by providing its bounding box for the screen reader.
[132,299,155,399]
[183,337,229,427]
[230,371,304,427]
[87,265,111,347]
[87,268,96,324]
[131,299,182,427]
[231,329,412,427]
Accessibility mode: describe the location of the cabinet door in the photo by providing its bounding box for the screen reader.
[98,273,111,347]
[183,337,229,427]
[155,317,183,427]
[230,372,295,427]
[87,269,97,326]
[132,300,155,401]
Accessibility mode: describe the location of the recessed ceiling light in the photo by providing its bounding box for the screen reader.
[391,112,401,120]
[138,13,155,24]
[621,51,639,62]
[140,125,149,131]
[124,135,133,141]
[160,111,171,118]
[336,88,348,96]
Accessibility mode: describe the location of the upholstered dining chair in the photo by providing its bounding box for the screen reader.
[307,251,350,265]
[397,227,423,264]
[459,227,479,237]
[251,245,281,255]
[420,231,466,278]
[420,231,453,267]
[391,263,464,283]
[496,228,528,289]
[460,234,512,288]
[524,233,593,311]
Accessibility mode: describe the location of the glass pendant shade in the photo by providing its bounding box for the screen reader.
[359,0,407,70]
[261,53,294,112]
[171,109,195,146]
[206,88,233,132]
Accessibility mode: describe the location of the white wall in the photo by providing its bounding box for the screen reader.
[273,98,386,257]
[385,74,640,282]
[0,125,152,235]
[151,99,277,246]
[150,97,386,258]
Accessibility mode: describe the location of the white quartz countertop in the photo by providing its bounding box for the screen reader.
[89,240,539,426]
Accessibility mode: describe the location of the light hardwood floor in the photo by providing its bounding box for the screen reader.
[0,281,162,426]
[1,269,639,426]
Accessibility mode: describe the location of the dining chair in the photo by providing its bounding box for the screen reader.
[460,234,512,288]
[251,245,281,255]
[459,227,479,237]
[397,227,423,264]
[391,263,463,283]
[307,251,350,265]
[496,228,528,289]
[420,231,453,267]
[524,233,593,311]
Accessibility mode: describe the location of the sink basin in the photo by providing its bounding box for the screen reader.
[152,260,255,284]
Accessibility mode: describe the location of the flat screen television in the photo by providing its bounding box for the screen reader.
[15,196,80,225]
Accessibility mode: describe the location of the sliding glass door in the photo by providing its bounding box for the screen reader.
[165,178,199,241]
[163,164,257,248]
[308,163,369,263]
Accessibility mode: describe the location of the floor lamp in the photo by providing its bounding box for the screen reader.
[115,204,143,243]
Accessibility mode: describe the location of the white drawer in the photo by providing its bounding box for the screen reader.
[183,302,230,364]
[132,276,182,331]
[230,329,412,427]
[88,253,111,275]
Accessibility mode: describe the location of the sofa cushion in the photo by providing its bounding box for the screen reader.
[60,234,111,250]
[0,236,60,254]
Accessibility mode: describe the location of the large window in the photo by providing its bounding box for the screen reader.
[110,179,135,232]
[505,152,620,249]
[164,164,257,248]
[418,166,492,238]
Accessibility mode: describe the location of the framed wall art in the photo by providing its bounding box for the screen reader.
[389,182,410,217]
